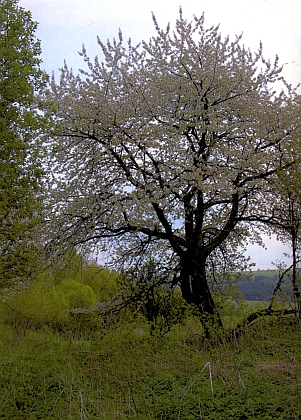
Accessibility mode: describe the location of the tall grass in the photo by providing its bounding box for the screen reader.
[0,315,300,419]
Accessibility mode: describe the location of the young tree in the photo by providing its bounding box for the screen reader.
[47,10,300,335]
[0,0,47,290]
[261,164,301,314]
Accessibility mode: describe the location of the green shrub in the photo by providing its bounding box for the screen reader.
[119,262,192,336]
[2,277,97,336]
[81,266,120,301]
[53,278,96,309]
[2,279,69,333]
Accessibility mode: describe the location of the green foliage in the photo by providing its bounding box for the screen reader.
[1,279,68,333]
[82,266,120,301]
[0,247,128,338]
[47,250,120,300]
[119,262,192,336]
[48,248,87,284]
[0,0,48,289]
[1,276,97,335]
[54,278,96,309]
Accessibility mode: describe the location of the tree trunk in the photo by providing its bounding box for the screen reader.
[291,226,301,316]
[179,251,223,339]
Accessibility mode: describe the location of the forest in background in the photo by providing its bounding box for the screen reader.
[237,270,293,301]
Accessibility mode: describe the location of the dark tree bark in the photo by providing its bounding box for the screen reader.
[180,251,223,338]
[290,200,301,315]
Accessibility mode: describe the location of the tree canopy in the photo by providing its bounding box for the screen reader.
[47,10,301,334]
[0,0,47,289]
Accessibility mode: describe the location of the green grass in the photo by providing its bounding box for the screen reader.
[0,316,301,419]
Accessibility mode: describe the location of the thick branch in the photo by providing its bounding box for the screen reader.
[151,202,185,258]
[205,192,239,256]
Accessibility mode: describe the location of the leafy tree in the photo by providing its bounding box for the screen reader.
[0,0,48,289]
[47,10,300,336]
[47,248,87,285]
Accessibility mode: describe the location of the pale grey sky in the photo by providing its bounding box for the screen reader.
[19,0,299,268]
[21,0,301,86]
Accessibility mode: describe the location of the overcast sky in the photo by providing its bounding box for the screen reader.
[20,0,301,86]
[19,0,300,268]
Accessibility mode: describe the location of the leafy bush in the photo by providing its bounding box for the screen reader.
[2,276,97,336]
[54,278,96,309]
[81,266,120,301]
[119,262,192,336]
[2,279,69,334]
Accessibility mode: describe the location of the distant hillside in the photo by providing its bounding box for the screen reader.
[236,270,294,301]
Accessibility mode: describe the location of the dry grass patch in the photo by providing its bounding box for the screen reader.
[257,362,298,373]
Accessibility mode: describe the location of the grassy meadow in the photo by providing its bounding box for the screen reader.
[0,307,300,419]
